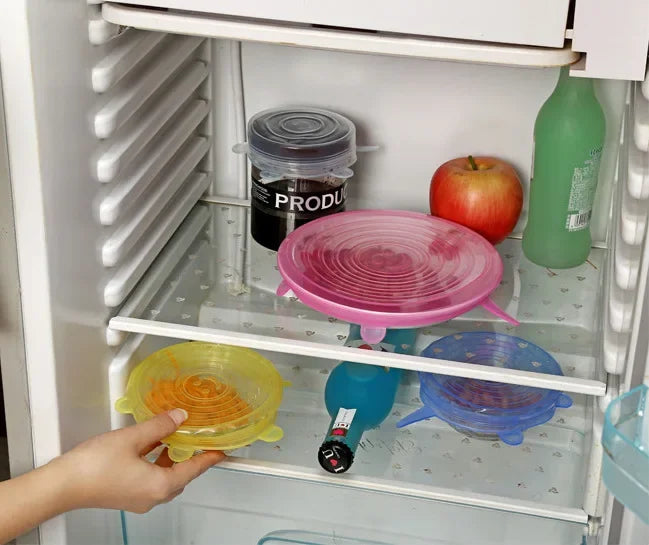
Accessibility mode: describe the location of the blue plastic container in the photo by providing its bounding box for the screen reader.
[397,332,572,445]
[602,384,649,524]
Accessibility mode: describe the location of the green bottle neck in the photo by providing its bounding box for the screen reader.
[553,66,595,100]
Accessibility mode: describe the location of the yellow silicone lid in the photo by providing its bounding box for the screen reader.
[116,342,287,462]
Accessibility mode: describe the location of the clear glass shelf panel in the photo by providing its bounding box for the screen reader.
[122,467,585,545]
[111,202,607,394]
[115,335,591,528]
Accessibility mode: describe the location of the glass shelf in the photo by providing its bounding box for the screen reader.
[109,202,607,396]
[113,335,591,529]
[228,385,589,523]
[123,467,585,545]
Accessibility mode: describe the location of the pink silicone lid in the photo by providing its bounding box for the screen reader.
[277,210,519,343]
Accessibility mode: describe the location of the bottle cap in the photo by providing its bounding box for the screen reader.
[318,440,354,474]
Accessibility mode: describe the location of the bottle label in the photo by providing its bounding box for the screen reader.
[565,146,602,232]
[331,408,356,437]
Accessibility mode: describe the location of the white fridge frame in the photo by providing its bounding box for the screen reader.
[1,1,648,544]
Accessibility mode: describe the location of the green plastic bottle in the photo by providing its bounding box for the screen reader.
[522,66,605,268]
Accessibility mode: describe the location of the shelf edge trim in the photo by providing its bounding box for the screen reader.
[107,317,607,396]
[214,457,588,524]
[103,3,580,67]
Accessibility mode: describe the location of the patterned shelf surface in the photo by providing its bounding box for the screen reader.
[227,356,589,521]
[110,202,607,394]
[114,335,591,524]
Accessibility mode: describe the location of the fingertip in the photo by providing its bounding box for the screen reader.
[133,409,188,450]
[168,408,188,426]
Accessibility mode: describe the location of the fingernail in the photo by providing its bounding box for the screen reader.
[169,408,188,426]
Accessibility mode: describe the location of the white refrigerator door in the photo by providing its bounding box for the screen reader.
[1,0,210,541]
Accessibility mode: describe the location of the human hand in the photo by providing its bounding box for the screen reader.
[50,408,225,514]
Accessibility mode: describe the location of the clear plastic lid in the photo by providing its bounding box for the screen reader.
[396,333,572,445]
[244,107,357,179]
[276,210,518,344]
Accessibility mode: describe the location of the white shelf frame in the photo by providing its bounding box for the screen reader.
[109,316,606,396]
[212,458,588,524]
[109,335,589,526]
[102,3,580,68]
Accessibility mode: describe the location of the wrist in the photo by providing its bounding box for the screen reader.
[39,456,86,513]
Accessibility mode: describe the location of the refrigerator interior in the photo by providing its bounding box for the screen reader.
[123,469,584,545]
[103,38,632,543]
[118,335,587,545]
[1,2,648,544]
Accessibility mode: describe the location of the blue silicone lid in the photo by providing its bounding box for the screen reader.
[396,332,572,445]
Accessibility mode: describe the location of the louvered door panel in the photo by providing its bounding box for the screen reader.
[604,81,649,375]
[88,24,212,314]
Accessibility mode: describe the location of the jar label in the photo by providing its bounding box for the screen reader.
[252,178,346,216]
[565,146,602,232]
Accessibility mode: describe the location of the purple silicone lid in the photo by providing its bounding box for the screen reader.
[276,210,518,343]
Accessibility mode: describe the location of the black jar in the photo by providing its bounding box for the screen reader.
[240,107,356,251]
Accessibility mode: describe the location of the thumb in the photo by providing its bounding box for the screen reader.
[131,409,188,451]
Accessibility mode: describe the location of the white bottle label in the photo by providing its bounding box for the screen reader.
[332,408,356,437]
[565,146,602,232]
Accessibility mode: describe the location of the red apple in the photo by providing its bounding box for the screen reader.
[430,155,523,244]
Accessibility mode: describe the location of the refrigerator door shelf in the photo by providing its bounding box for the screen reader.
[602,385,649,524]
[109,201,607,396]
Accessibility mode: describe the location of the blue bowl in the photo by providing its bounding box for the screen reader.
[397,332,572,445]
